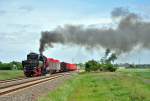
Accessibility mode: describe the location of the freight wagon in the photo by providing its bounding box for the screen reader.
[47,58,60,74]
[60,62,77,72]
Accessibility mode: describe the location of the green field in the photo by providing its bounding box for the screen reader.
[39,69,150,101]
[0,70,24,80]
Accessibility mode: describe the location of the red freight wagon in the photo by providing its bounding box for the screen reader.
[66,63,77,71]
[47,58,61,74]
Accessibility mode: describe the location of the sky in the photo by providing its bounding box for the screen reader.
[0,0,150,64]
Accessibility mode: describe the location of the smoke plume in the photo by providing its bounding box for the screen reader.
[39,7,150,54]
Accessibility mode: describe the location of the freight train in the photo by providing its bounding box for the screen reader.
[22,52,77,77]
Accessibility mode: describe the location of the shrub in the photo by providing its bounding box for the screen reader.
[103,63,117,72]
[85,60,117,72]
[85,60,100,72]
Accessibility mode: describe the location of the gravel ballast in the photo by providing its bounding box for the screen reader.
[0,74,74,101]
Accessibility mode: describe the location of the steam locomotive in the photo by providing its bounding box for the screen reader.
[22,52,77,77]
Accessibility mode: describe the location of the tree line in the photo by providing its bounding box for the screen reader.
[0,61,23,70]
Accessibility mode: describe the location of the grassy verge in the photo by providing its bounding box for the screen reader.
[0,70,24,80]
[38,73,80,101]
[39,69,150,101]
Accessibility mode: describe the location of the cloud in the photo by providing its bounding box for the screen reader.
[8,24,33,29]
[0,10,6,15]
[18,5,34,12]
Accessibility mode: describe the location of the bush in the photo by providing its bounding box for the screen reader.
[103,63,117,72]
[10,61,23,70]
[85,60,117,72]
[85,60,100,72]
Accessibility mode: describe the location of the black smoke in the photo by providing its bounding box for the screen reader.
[39,7,150,54]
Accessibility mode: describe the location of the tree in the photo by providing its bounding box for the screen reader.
[0,61,23,70]
[0,63,12,70]
[10,61,23,70]
[105,48,110,59]
[108,53,117,64]
[100,49,118,72]
[100,58,105,64]
[104,48,111,64]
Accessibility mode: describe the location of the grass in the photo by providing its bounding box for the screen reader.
[0,70,24,80]
[118,69,150,79]
[39,69,150,101]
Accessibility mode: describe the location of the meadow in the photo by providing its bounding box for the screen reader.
[0,70,24,80]
[39,69,150,101]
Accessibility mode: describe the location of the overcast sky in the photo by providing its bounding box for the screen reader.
[0,0,150,64]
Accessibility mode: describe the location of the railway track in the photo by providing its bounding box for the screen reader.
[0,72,71,96]
[0,77,26,83]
